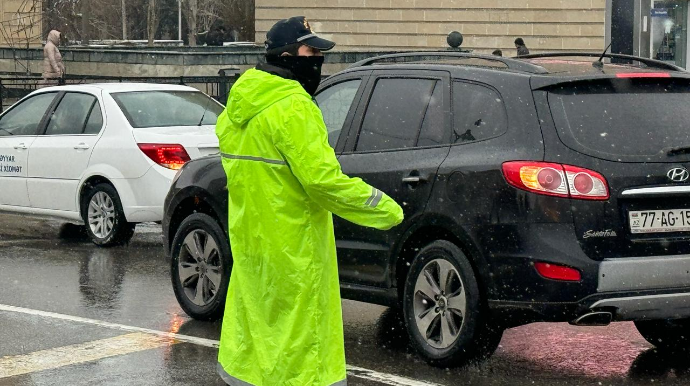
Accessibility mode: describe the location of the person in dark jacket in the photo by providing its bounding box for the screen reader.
[515,38,530,56]
[206,26,227,46]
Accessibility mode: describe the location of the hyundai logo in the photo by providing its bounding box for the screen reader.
[667,167,690,183]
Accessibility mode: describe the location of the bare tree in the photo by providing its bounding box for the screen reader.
[122,0,128,40]
[185,0,198,46]
[147,0,159,46]
[197,0,220,33]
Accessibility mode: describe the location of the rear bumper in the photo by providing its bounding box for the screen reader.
[489,253,690,325]
[590,292,690,321]
[598,255,690,292]
[116,165,175,223]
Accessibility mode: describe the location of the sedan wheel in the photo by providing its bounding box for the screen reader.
[88,191,116,239]
[81,183,135,247]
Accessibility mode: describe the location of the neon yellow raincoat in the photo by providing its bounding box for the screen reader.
[215,68,404,386]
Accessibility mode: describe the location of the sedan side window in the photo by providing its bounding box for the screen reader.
[315,79,362,148]
[45,93,97,136]
[0,93,57,137]
[83,103,104,135]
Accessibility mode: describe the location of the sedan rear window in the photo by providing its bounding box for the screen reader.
[112,91,224,129]
[548,79,690,161]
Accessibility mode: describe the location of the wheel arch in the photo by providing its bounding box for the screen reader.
[391,215,493,304]
[166,187,227,256]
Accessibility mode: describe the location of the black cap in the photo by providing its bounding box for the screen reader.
[265,16,335,52]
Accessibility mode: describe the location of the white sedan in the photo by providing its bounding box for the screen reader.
[0,83,223,246]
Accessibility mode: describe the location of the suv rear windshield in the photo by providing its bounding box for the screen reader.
[112,91,224,128]
[548,79,690,162]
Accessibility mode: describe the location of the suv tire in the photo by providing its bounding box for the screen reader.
[635,319,690,351]
[81,183,135,247]
[403,240,502,367]
[171,213,231,321]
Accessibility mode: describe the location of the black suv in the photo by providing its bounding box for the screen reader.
[164,52,690,366]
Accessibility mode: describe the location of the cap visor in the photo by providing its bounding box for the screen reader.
[302,36,336,51]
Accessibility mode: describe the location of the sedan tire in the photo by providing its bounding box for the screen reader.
[81,183,135,247]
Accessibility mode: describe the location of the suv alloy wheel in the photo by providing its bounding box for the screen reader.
[171,213,232,321]
[403,240,503,367]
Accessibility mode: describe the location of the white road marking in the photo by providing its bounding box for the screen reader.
[0,304,443,386]
[0,333,172,379]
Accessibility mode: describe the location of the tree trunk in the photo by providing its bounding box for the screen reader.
[187,0,198,47]
[121,0,128,40]
[147,0,156,47]
[81,0,90,45]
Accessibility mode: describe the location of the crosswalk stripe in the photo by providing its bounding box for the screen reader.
[0,304,444,386]
[0,333,173,379]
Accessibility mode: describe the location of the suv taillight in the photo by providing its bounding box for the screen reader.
[138,143,191,170]
[502,161,609,200]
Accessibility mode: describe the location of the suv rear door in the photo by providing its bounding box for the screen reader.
[538,75,690,260]
[335,69,452,287]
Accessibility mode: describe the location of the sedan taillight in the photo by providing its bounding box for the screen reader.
[502,161,609,200]
[138,143,191,170]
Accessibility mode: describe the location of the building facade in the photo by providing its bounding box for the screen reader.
[0,0,42,48]
[256,0,608,55]
[256,0,690,69]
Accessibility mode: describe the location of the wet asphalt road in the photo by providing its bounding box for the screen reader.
[1,214,690,386]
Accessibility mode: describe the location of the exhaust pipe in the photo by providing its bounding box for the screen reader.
[570,311,613,326]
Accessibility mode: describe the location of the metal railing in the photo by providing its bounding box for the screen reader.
[0,70,240,113]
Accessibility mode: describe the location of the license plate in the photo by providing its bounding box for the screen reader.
[629,210,690,234]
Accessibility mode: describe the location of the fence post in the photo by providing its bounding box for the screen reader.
[0,79,3,113]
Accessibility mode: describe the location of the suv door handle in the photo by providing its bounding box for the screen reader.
[13,143,28,150]
[74,143,90,150]
[402,176,429,184]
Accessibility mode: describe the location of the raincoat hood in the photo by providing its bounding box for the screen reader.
[223,68,309,128]
[47,30,60,46]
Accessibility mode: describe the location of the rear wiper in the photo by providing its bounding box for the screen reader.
[666,146,690,156]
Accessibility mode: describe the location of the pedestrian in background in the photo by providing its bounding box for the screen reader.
[215,16,404,386]
[40,30,65,88]
[515,37,530,56]
[492,49,503,57]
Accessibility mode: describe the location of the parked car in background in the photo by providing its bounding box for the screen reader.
[164,52,690,367]
[0,83,223,246]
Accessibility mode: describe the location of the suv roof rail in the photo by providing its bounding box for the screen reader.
[518,52,685,72]
[349,51,549,74]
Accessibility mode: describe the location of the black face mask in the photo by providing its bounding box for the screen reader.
[266,55,324,96]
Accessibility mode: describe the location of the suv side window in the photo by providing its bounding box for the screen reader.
[417,81,447,147]
[452,82,507,144]
[315,79,362,148]
[45,93,97,136]
[0,93,57,137]
[356,78,437,152]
